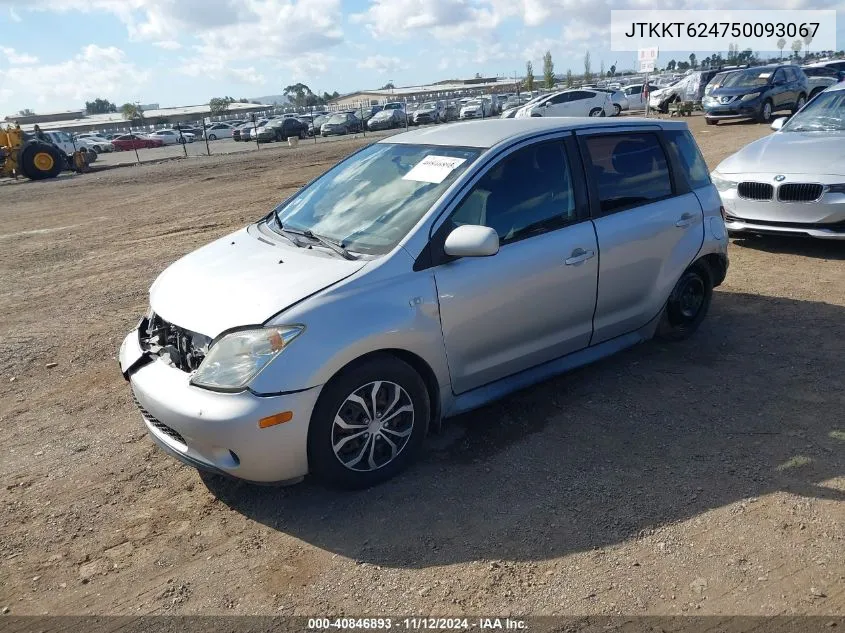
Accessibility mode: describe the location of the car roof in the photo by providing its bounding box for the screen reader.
[382,118,688,149]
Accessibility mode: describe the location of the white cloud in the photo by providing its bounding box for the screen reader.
[152,40,182,50]
[9,7,22,21]
[357,55,405,74]
[0,45,149,112]
[1,47,39,64]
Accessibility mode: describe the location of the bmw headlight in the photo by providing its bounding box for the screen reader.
[710,171,738,193]
[190,326,304,391]
[740,92,761,101]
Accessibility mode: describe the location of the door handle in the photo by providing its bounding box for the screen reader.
[565,248,596,266]
[675,213,695,228]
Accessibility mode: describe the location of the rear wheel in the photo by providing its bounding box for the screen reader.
[299,129,306,139]
[588,107,604,117]
[656,263,713,341]
[308,354,430,489]
[208,134,217,141]
[613,103,622,116]
[792,93,806,114]
[19,142,64,180]
[705,117,718,125]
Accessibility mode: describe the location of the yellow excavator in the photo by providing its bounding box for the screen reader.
[1,124,90,180]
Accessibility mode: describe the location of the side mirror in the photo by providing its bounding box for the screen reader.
[770,116,787,131]
[443,225,499,258]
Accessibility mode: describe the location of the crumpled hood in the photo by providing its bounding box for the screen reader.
[715,131,845,175]
[150,227,367,338]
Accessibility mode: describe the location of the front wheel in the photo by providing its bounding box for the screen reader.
[208,134,217,141]
[705,117,718,125]
[589,108,604,117]
[308,354,430,489]
[757,99,773,123]
[655,263,713,341]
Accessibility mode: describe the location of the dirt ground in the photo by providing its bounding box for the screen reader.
[1,116,843,618]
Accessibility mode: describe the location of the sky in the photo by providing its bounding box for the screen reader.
[0,0,844,116]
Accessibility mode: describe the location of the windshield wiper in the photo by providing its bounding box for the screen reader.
[302,229,357,260]
[281,224,357,260]
[272,210,307,248]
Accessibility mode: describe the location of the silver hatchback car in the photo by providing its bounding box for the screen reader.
[120,118,729,489]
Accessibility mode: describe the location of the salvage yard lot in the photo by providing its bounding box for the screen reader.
[0,116,843,616]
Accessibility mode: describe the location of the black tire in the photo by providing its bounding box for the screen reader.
[308,354,430,489]
[757,99,773,123]
[705,117,718,125]
[299,129,306,139]
[809,87,823,99]
[655,262,713,341]
[792,93,806,114]
[208,134,217,141]
[613,103,622,116]
[588,107,604,117]
[19,142,63,180]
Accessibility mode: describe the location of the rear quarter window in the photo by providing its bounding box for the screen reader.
[663,129,711,189]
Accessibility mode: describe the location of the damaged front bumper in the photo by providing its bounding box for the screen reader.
[119,328,321,484]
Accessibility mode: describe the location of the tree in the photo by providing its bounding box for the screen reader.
[209,96,235,115]
[18,108,34,116]
[608,64,616,77]
[791,39,803,59]
[565,69,573,88]
[120,103,144,121]
[777,38,786,59]
[803,34,813,60]
[666,59,676,71]
[583,50,592,83]
[379,82,395,90]
[85,98,117,115]
[599,59,605,78]
[283,83,317,109]
[689,53,697,69]
[525,60,535,92]
[542,51,555,89]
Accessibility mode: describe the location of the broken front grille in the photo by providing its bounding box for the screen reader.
[738,182,773,201]
[133,394,187,447]
[778,183,824,202]
[139,313,210,373]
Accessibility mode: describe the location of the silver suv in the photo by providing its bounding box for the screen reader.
[120,118,728,489]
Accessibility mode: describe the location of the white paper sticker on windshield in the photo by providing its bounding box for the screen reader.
[758,73,771,78]
[403,155,467,184]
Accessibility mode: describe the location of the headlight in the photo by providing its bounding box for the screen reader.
[826,183,845,194]
[190,326,304,391]
[710,171,738,192]
[740,92,761,101]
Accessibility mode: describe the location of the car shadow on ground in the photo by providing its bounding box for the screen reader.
[731,235,845,260]
[202,291,844,569]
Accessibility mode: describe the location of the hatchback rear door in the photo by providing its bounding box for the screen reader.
[577,127,705,344]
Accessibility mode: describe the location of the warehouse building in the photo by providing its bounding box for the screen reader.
[329,77,520,108]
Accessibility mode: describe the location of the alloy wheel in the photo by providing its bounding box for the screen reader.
[331,381,415,472]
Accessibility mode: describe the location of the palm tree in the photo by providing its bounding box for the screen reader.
[803,34,813,60]
[777,38,786,59]
[791,39,803,60]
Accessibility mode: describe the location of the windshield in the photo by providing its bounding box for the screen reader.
[422,102,436,108]
[721,68,772,88]
[782,90,845,132]
[272,143,480,255]
[326,114,346,124]
[465,100,481,107]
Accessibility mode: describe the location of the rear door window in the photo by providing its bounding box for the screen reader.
[583,133,674,214]
[663,129,711,189]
